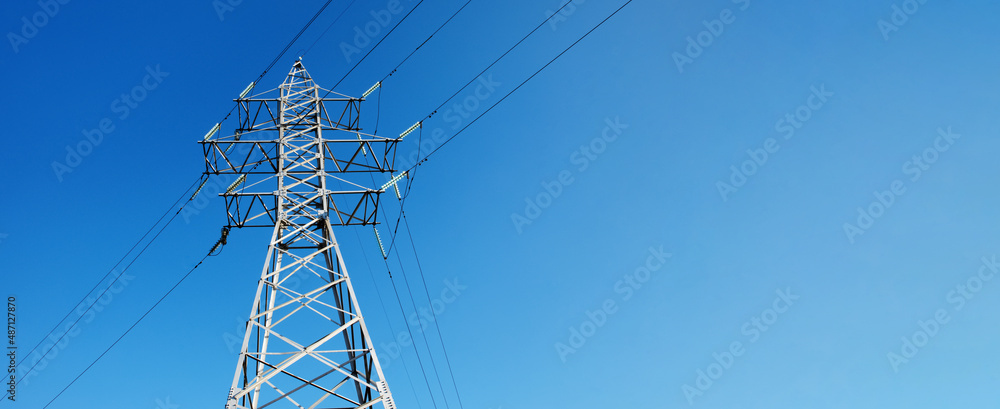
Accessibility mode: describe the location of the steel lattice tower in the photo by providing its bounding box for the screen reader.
[201,61,400,409]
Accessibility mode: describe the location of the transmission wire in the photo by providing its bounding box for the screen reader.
[364,4,637,403]
[400,211,466,409]
[419,0,578,122]
[7,175,200,370]
[408,0,635,171]
[350,226,427,409]
[329,0,428,91]
[0,175,203,402]
[381,256,441,409]
[41,242,222,408]
[380,0,474,83]
[302,0,362,57]
[354,99,452,407]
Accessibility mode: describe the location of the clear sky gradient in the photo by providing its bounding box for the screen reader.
[2,0,1000,408]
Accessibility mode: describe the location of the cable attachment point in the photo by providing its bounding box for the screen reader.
[362,81,382,99]
[203,123,221,141]
[209,226,231,256]
[190,176,210,201]
[225,174,247,194]
[381,171,409,199]
[373,225,387,260]
[399,121,421,139]
[239,82,256,99]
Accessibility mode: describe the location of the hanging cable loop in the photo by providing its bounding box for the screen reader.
[209,226,231,256]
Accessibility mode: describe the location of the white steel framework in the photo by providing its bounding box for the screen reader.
[202,61,399,409]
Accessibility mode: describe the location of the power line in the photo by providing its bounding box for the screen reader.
[8,175,199,371]
[305,0,475,95]
[253,0,337,85]
[388,236,452,409]
[410,0,635,171]
[362,5,637,403]
[330,0,428,91]
[348,124,444,408]
[351,227,428,409]
[345,107,455,408]
[302,0,363,57]
[327,5,633,404]
[345,92,453,407]
[218,0,339,125]
[382,257,442,409]
[372,0,581,222]
[364,0,584,233]
[41,234,226,409]
[362,0,476,140]
[384,127,419,257]
[375,167,465,409]
[369,131,463,409]
[420,0,578,122]
[400,211,466,409]
[326,167,434,409]
[379,0,474,83]
[1,175,203,402]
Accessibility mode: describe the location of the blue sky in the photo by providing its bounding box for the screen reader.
[2,0,1000,408]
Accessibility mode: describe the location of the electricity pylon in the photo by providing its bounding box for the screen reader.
[201,60,400,409]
